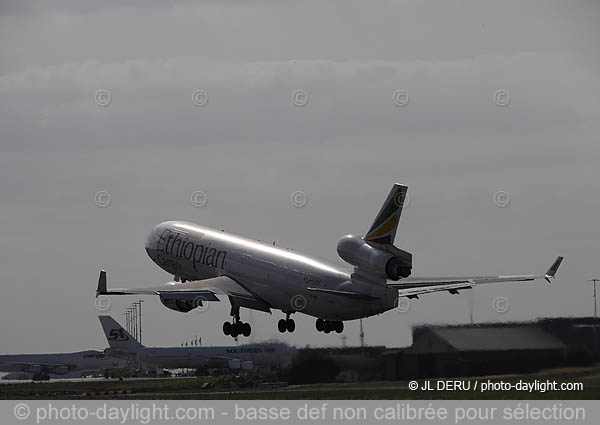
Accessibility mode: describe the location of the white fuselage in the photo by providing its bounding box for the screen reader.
[144,221,398,320]
[0,350,125,375]
[108,343,296,369]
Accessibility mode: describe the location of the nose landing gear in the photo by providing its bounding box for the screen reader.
[277,312,296,333]
[316,318,343,333]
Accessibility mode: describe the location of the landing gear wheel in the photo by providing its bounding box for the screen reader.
[223,322,232,335]
[242,322,251,337]
[316,318,324,332]
[230,324,239,338]
[286,319,295,333]
[315,319,344,334]
[278,318,287,333]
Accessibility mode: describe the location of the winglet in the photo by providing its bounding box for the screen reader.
[96,270,107,298]
[544,256,564,283]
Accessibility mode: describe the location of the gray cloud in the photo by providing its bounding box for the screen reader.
[1,54,597,152]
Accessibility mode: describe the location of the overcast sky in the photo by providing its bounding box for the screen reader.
[0,0,599,355]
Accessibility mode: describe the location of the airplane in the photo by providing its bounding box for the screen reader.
[98,316,296,370]
[96,183,563,338]
[0,350,125,381]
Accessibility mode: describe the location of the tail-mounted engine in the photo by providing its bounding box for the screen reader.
[337,234,412,280]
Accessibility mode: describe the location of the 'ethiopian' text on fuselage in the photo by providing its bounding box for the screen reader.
[156,229,227,271]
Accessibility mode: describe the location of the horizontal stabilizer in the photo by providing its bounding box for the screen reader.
[306,287,379,300]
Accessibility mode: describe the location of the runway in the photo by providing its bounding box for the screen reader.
[2,366,599,400]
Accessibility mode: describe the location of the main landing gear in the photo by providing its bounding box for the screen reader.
[315,318,343,334]
[278,312,296,333]
[223,320,251,338]
[223,306,251,338]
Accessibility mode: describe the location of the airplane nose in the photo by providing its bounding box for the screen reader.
[145,223,165,254]
[145,228,157,251]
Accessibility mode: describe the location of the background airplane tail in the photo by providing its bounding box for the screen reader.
[98,316,144,351]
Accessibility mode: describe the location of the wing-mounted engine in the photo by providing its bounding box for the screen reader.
[54,365,70,375]
[24,365,42,374]
[158,292,217,313]
[226,359,254,370]
[337,234,412,281]
[228,359,241,369]
[159,294,199,312]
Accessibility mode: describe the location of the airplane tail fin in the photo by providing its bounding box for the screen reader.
[364,183,408,245]
[98,316,144,351]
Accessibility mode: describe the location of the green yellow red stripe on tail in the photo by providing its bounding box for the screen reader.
[364,184,407,245]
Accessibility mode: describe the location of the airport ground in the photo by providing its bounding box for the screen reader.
[1,365,599,400]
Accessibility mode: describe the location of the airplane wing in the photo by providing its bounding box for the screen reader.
[389,256,563,299]
[96,271,271,313]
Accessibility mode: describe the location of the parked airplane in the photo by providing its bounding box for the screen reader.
[99,316,296,370]
[97,183,563,338]
[0,350,125,380]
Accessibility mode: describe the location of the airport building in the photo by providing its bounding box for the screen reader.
[285,317,600,383]
[382,317,599,380]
